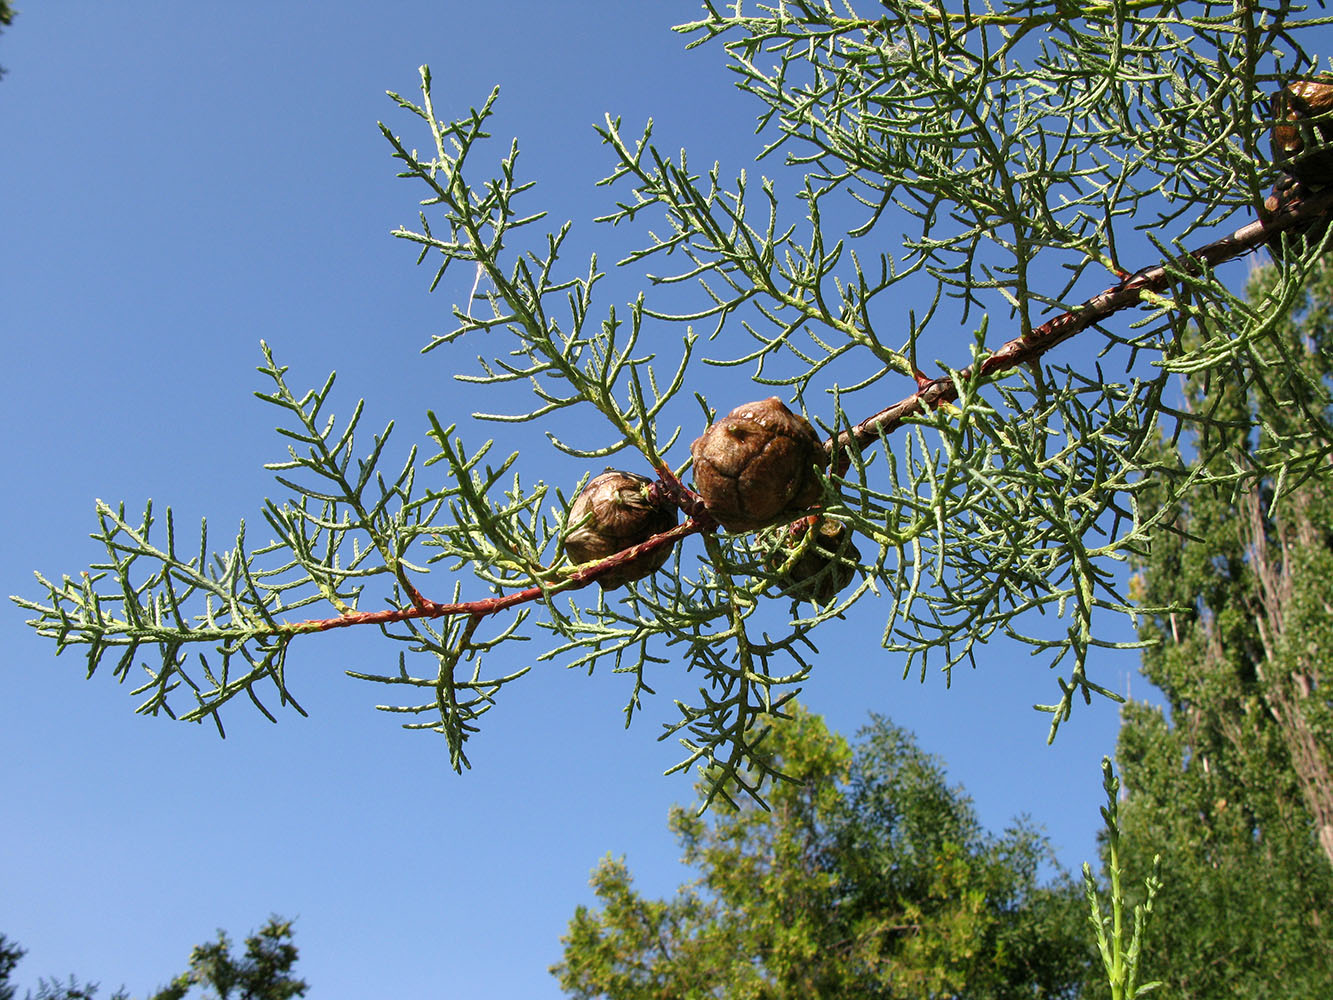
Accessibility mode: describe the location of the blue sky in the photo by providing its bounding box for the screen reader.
[0,3,1274,997]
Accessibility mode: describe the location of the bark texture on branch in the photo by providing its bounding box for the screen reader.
[828,186,1333,469]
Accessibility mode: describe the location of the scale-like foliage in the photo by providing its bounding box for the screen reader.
[16,1,1333,800]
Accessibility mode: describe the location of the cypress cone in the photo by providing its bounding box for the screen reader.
[1272,78,1333,185]
[690,397,826,533]
[564,470,678,590]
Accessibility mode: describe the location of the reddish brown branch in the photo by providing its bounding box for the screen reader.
[395,563,429,610]
[649,462,713,522]
[828,186,1333,470]
[289,186,1333,637]
[292,516,708,634]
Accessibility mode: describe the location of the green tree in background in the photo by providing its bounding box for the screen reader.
[1107,256,1333,997]
[0,919,304,1000]
[1,937,24,1000]
[145,918,306,1000]
[0,2,16,79]
[1,933,127,1000]
[553,707,1089,999]
[25,981,124,1000]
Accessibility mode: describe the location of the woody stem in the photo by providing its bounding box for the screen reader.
[294,188,1333,637]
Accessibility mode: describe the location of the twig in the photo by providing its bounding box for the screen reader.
[287,517,707,634]
[290,187,1333,636]
[829,186,1333,468]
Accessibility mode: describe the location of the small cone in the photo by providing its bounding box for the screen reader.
[766,516,861,604]
[564,470,678,589]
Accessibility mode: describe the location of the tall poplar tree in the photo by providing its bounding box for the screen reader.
[1109,257,1333,997]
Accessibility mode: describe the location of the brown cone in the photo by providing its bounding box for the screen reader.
[690,397,826,533]
[766,516,861,604]
[1272,78,1333,186]
[564,470,678,590]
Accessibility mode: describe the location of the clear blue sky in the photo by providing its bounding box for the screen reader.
[0,3,1254,997]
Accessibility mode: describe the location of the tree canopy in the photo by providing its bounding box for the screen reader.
[0,3,14,80]
[15,1,1333,796]
[553,707,1090,999]
[0,918,304,1000]
[145,918,306,1000]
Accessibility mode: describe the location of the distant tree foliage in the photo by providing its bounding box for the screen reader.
[1108,256,1333,997]
[145,918,306,1000]
[0,932,127,1000]
[553,708,1090,999]
[25,978,124,1000]
[0,919,304,1000]
[0,936,23,1000]
[0,1,15,79]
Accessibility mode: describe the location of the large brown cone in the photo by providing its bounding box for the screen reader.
[564,470,678,590]
[690,397,826,532]
[1272,79,1333,186]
